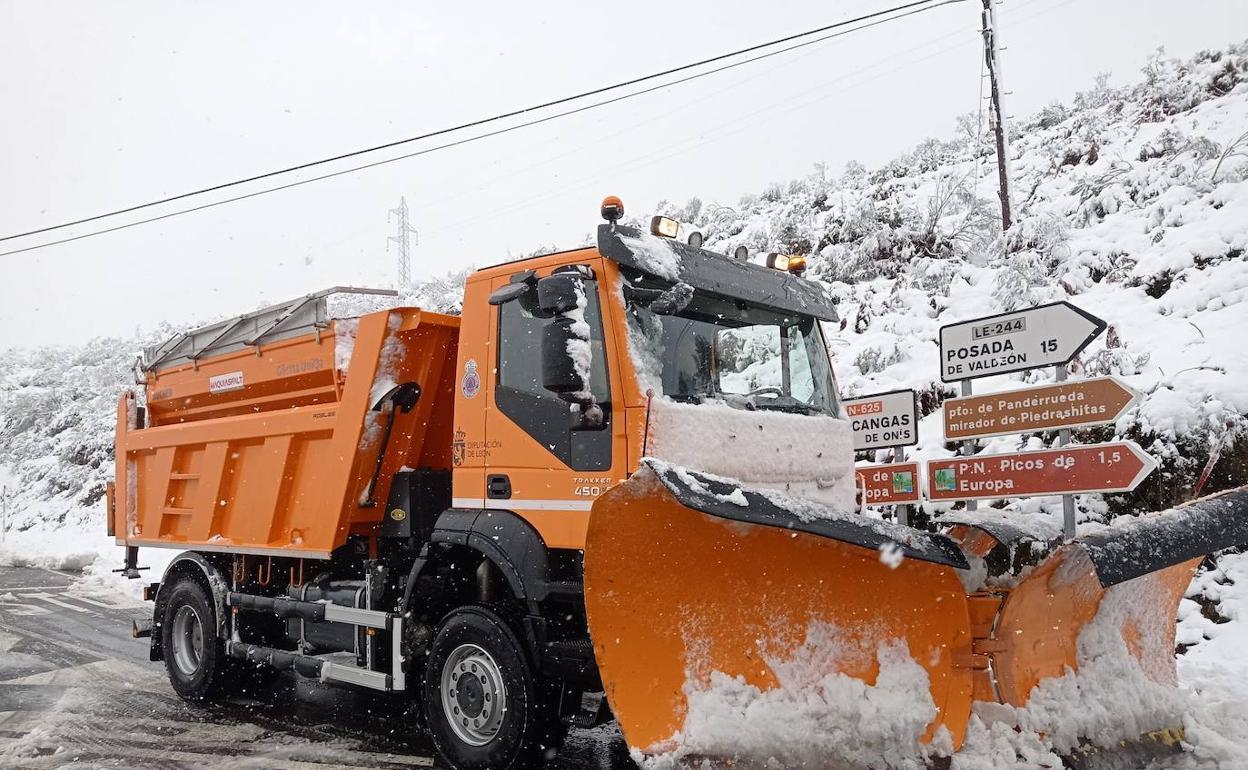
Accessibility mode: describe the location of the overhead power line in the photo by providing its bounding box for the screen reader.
[1,0,967,257]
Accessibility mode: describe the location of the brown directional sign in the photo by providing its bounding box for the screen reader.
[856,462,921,506]
[943,376,1141,441]
[926,442,1156,502]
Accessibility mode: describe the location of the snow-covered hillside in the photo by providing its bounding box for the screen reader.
[1,41,1246,767]
[662,43,1248,521]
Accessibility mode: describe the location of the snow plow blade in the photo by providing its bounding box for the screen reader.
[945,487,1248,709]
[584,461,978,758]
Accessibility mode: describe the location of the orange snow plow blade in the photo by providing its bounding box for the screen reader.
[984,546,1198,706]
[944,486,1248,709]
[584,462,978,756]
[587,466,1248,762]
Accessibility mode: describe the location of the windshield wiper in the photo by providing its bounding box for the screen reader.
[708,392,822,416]
[749,395,822,416]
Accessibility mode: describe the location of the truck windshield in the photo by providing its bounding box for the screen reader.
[626,290,841,416]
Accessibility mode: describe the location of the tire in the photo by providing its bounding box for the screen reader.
[161,578,230,701]
[422,606,566,769]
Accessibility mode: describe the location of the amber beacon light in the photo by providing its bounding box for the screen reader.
[766,252,807,276]
[601,195,624,223]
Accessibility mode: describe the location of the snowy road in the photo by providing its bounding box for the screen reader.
[0,566,634,769]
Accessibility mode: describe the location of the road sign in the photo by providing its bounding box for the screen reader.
[856,462,921,506]
[943,376,1141,441]
[938,301,1106,383]
[926,442,1155,502]
[843,389,919,451]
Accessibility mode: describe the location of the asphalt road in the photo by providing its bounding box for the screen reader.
[0,566,635,770]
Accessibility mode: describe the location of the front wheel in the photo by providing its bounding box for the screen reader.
[422,606,565,769]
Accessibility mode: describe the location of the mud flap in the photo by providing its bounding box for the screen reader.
[584,463,978,757]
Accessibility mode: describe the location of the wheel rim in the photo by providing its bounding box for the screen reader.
[171,604,205,677]
[440,643,507,746]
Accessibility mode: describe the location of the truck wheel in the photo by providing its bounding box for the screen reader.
[423,606,564,769]
[161,578,229,701]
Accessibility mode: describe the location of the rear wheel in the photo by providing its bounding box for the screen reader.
[423,606,565,769]
[161,578,230,701]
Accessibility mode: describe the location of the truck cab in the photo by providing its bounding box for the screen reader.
[452,220,846,552]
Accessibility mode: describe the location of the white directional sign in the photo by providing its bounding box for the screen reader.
[939,301,1106,383]
[843,389,919,451]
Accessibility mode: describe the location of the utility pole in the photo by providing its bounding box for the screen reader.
[387,197,418,289]
[1,485,11,543]
[980,0,1014,231]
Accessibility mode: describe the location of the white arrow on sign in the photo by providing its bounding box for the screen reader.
[939,301,1107,383]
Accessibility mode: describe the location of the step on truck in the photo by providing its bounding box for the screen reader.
[110,198,1248,769]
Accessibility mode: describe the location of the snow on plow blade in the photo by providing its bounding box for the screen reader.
[584,461,979,761]
[1079,485,1248,588]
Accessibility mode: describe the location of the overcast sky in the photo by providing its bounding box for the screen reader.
[2,1,1244,347]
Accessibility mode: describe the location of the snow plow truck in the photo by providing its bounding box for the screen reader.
[108,198,1248,769]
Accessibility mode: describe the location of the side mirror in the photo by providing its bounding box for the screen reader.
[541,318,585,395]
[538,271,605,429]
[537,274,583,315]
[488,269,538,306]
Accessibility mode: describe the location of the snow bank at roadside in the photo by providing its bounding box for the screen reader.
[0,461,174,597]
[0,508,175,594]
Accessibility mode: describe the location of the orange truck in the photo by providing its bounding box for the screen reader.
[110,199,1247,769]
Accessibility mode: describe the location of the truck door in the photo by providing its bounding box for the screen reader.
[483,264,621,549]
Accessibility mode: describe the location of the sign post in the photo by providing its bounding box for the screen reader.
[926,442,1156,502]
[960,379,977,512]
[1054,366,1077,539]
[843,390,919,451]
[845,390,919,525]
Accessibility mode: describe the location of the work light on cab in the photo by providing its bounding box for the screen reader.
[650,215,679,239]
[766,252,807,276]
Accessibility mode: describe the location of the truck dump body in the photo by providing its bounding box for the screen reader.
[113,301,459,559]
